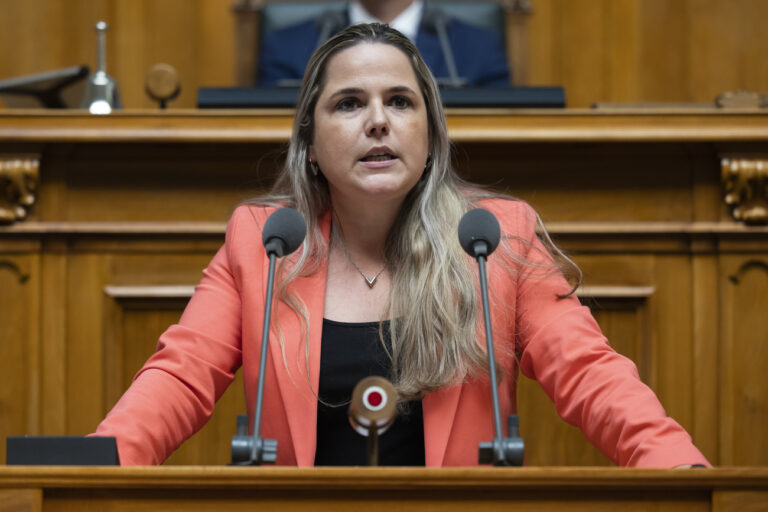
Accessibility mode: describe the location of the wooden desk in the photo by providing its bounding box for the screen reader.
[1,110,767,469]
[1,467,767,511]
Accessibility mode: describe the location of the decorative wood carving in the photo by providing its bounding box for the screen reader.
[721,156,768,224]
[0,155,39,224]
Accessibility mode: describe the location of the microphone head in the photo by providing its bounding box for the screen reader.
[458,208,501,258]
[348,376,397,437]
[262,207,306,257]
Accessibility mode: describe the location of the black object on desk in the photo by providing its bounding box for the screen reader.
[6,436,119,465]
[0,66,90,108]
[197,86,566,109]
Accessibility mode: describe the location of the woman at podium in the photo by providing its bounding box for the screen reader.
[94,23,709,468]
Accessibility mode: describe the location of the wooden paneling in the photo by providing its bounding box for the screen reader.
[527,0,768,106]
[1,1,768,108]
[719,255,768,466]
[0,489,42,512]
[2,467,766,511]
[2,111,768,467]
[0,253,39,465]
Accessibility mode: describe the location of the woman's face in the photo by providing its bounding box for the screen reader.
[309,42,429,210]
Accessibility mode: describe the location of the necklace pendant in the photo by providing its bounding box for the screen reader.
[364,275,378,288]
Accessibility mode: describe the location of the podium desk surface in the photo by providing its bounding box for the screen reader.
[0,467,766,512]
[0,108,767,143]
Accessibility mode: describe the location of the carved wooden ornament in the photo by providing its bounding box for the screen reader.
[721,156,768,224]
[0,156,40,224]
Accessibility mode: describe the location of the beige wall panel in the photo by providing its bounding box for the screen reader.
[58,143,275,222]
[460,143,695,223]
[602,0,641,103]
[691,254,720,464]
[636,1,688,103]
[649,256,694,430]
[39,242,68,434]
[0,253,40,464]
[720,256,768,466]
[686,0,768,103]
[525,0,768,106]
[66,253,106,434]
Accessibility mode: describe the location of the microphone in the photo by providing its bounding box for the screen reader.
[421,7,467,88]
[458,208,524,466]
[262,206,306,257]
[231,207,306,465]
[458,208,501,258]
[314,8,347,49]
[348,376,397,466]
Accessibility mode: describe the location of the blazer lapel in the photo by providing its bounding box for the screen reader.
[267,211,331,466]
[422,382,462,466]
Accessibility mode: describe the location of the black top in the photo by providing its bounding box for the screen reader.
[314,318,425,466]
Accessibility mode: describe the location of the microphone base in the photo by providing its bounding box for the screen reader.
[478,414,524,466]
[478,437,524,466]
[231,435,278,466]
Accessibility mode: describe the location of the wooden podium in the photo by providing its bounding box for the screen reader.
[1,466,767,511]
[1,110,768,468]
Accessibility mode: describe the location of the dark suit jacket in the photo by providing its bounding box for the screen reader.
[257,12,511,87]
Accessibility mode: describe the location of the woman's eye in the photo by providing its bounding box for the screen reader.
[336,98,361,111]
[390,95,411,109]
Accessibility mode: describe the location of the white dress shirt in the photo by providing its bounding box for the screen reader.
[348,1,424,42]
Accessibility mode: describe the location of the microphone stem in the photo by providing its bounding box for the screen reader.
[366,429,379,466]
[478,255,504,443]
[253,252,277,439]
[434,16,461,87]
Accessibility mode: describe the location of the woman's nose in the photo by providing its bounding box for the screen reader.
[365,102,389,137]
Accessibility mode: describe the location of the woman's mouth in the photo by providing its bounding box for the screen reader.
[360,153,397,162]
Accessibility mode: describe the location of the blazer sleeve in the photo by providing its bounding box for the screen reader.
[508,202,709,467]
[94,207,255,465]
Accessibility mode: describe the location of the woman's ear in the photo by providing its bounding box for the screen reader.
[308,145,316,162]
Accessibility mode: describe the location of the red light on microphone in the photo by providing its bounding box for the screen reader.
[367,391,382,407]
[362,386,386,411]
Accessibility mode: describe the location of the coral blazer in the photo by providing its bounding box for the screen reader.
[96,199,709,467]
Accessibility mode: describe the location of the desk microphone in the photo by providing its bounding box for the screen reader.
[314,9,346,49]
[231,207,306,465]
[421,6,467,88]
[458,208,524,466]
[348,376,397,466]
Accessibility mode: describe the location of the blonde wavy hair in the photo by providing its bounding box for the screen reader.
[249,23,579,400]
